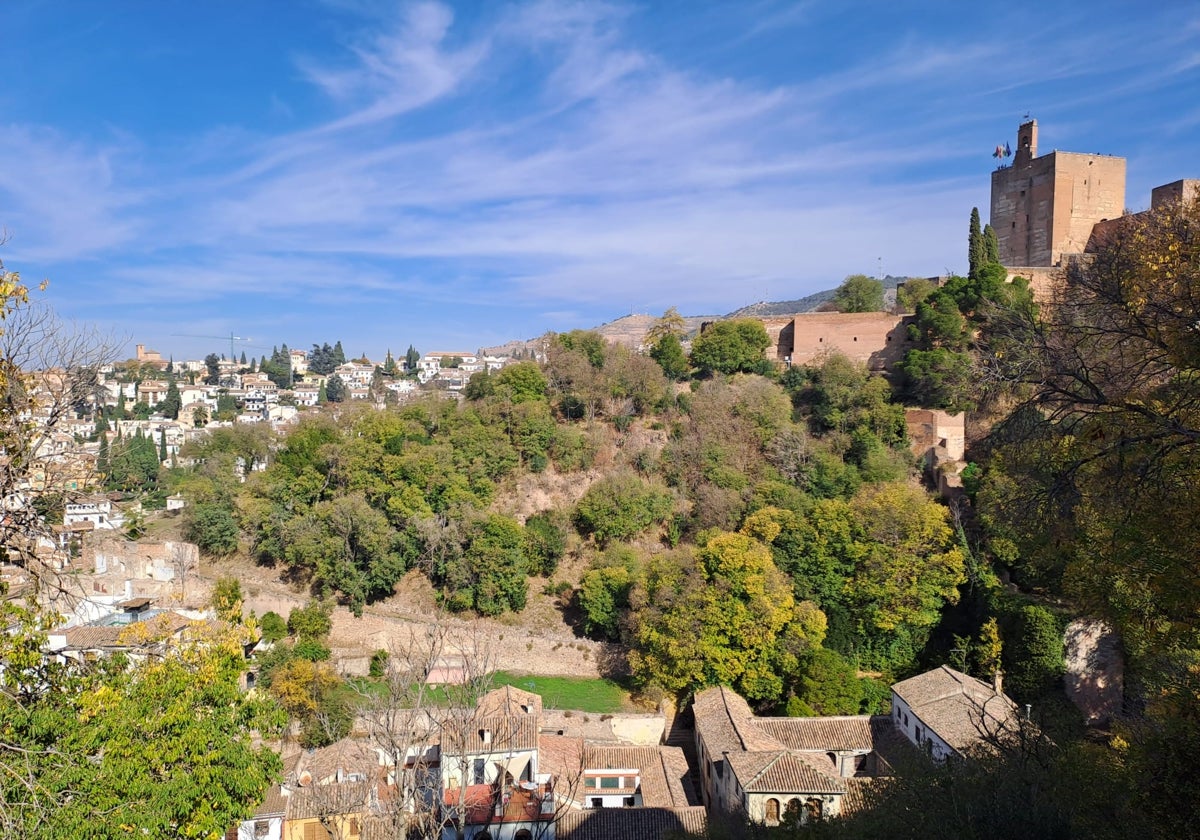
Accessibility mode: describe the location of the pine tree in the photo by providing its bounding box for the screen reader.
[968,207,985,279]
[332,341,346,366]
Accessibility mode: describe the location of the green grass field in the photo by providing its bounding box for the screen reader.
[490,671,627,713]
[340,671,629,714]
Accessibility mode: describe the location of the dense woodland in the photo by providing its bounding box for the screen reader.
[4,199,1200,837]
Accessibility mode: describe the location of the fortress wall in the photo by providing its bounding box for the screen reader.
[1056,153,1125,261]
[784,312,910,370]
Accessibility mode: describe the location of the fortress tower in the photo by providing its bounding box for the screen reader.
[990,119,1126,267]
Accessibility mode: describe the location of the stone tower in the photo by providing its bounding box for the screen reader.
[989,119,1126,267]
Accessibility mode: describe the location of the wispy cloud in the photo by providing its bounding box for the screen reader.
[5,0,1199,352]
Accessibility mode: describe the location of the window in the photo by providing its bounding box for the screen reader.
[473,758,486,785]
[591,798,603,808]
[805,798,824,821]
[624,797,636,807]
[765,798,781,825]
[599,776,620,789]
[253,821,269,839]
[303,824,320,840]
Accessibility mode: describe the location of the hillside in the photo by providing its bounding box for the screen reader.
[482,276,918,355]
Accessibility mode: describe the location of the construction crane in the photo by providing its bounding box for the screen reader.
[171,332,258,361]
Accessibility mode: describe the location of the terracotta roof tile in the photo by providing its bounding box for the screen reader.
[584,744,691,808]
[556,805,708,840]
[724,751,845,795]
[892,666,1019,753]
[692,686,783,756]
[753,716,886,751]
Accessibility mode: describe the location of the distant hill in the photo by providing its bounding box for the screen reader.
[726,276,912,318]
[480,277,918,356]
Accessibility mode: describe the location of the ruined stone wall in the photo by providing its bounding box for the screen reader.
[782,312,910,370]
[82,534,197,582]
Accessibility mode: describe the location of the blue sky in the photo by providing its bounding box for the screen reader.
[2,1,1198,362]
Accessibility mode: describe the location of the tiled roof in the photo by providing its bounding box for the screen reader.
[840,777,887,816]
[253,785,288,818]
[556,805,708,840]
[477,684,543,718]
[443,713,540,754]
[753,715,899,752]
[724,751,845,795]
[892,666,1019,753]
[584,744,691,808]
[60,612,192,650]
[285,781,373,820]
[292,737,383,785]
[692,686,784,756]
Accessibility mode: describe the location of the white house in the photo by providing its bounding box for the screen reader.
[889,666,1019,761]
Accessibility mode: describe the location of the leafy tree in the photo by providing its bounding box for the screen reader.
[1002,605,1063,702]
[689,318,772,376]
[260,611,288,643]
[107,431,160,492]
[833,273,885,312]
[44,638,282,838]
[185,501,240,555]
[215,392,238,420]
[287,600,334,641]
[281,494,405,616]
[493,361,548,403]
[438,515,530,615]
[896,347,974,412]
[325,372,347,402]
[846,482,965,636]
[645,306,686,345]
[629,532,826,701]
[896,277,938,313]
[574,470,674,546]
[649,332,689,380]
[557,329,607,367]
[578,562,637,641]
[790,647,866,715]
[523,510,566,576]
[211,577,244,623]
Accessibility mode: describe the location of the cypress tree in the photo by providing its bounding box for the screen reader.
[968,207,985,279]
[983,223,1000,265]
[159,429,168,463]
[97,433,110,481]
[240,350,247,365]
